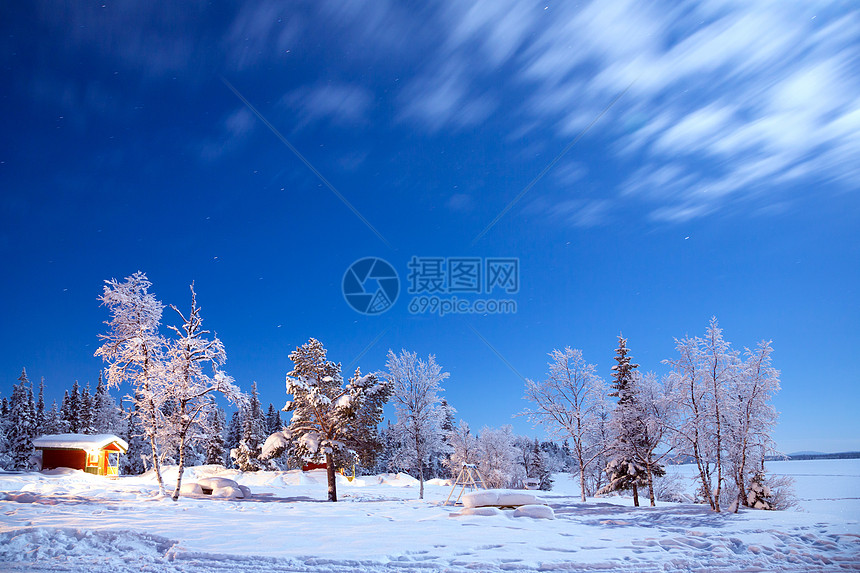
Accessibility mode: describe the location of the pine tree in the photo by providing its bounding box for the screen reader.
[603,335,648,506]
[92,373,123,434]
[745,470,775,510]
[203,404,227,466]
[276,338,391,501]
[530,438,553,491]
[68,380,82,433]
[0,394,9,469]
[121,398,149,475]
[265,403,282,435]
[59,390,71,433]
[8,370,36,469]
[35,378,46,436]
[225,410,242,464]
[26,384,37,439]
[230,382,266,471]
[43,401,62,435]
[79,383,95,434]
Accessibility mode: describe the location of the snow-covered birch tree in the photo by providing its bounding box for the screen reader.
[725,340,780,511]
[477,425,522,488]
[95,271,169,494]
[164,284,241,500]
[385,349,449,500]
[445,419,479,477]
[522,347,607,502]
[663,317,780,513]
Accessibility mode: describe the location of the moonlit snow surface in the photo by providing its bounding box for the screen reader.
[1,460,858,572]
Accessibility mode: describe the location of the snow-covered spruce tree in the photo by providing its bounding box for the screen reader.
[0,394,9,470]
[371,420,397,474]
[603,335,649,507]
[79,383,95,434]
[225,410,242,465]
[271,338,391,501]
[522,347,608,502]
[7,370,37,469]
[121,397,149,475]
[385,349,450,500]
[164,284,241,500]
[203,402,227,466]
[63,380,82,433]
[231,382,267,471]
[35,378,45,437]
[265,403,282,435]
[92,373,123,435]
[745,470,774,510]
[42,400,62,435]
[59,391,71,433]
[531,439,553,490]
[120,401,152,475]
[95,271,169,494]
[477,425,522,489]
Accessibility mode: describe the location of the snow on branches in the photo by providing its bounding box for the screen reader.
[385,349,450,500]
[95,272,240,499]
[272,338,391,502]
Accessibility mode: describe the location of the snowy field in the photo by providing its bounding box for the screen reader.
[1,460,858,572]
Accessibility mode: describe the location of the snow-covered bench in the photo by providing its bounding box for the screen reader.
[452,489,555,519]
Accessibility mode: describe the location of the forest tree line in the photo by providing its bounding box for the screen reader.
[1,272,790,511]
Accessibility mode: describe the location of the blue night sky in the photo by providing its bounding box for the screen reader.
[2,1,858,453]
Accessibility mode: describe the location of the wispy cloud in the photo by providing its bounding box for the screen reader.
[198,107,257,161]
[398,0,860,225]
[281,83,374,129]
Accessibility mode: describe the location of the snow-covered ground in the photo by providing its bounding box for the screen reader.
[1,460,858,572]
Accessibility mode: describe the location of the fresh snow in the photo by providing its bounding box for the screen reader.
[31,434,128,452]
[0,459,858,572]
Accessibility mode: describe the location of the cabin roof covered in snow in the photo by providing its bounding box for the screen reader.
[32,434,129,453]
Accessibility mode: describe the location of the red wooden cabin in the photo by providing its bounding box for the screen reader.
[33,434,129,476]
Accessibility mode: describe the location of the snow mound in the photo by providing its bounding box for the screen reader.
[211,486,243,498]
[197,476,240,491]
[195,477,248,498]
[449,507,505,517]
[376,473,419,487]
[179,482,203,495]
[426,478,451,486]
[513,504,554,519]
[462,489,542,508]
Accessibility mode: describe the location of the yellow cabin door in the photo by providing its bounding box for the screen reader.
[105,451,119,476]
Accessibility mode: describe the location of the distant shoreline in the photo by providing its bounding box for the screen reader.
[781,451,860,461]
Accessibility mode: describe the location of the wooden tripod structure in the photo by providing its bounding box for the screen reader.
[444,463,487,506]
